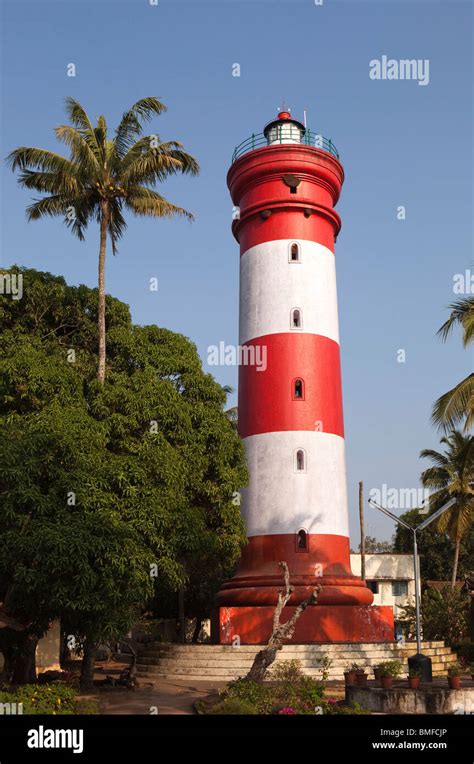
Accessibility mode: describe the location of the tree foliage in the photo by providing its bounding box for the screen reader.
[432,297,474,431]
[0,266,247,681]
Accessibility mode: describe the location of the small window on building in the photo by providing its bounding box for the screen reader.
[296,529,308,550]
[291,308,302,329]
[295,449,306,472]
[392,581,408,597]
[367,580,379,594]
[289,243,300,262]
[293,378,304,399]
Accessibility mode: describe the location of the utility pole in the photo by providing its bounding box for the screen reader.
[359,481,366,581]
[368,496,456,681]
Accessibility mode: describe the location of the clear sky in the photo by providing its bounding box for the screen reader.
[1,0,472,544]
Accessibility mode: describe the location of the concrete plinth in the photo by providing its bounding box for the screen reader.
[212,605,394,644]
[346,681,474,714]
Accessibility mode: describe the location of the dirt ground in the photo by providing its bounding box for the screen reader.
[77,659,346,714]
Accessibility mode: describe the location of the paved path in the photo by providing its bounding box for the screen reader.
[82,677,226,715]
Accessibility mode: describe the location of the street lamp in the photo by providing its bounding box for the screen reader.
[368,496,456,682]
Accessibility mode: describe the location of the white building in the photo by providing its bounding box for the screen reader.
[350,553,420,639]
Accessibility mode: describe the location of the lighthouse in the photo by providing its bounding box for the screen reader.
[215,110,394,644]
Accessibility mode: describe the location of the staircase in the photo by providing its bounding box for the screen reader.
[136,641,458,682]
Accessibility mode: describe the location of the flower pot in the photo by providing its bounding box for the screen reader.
[448,676,461,690]
[408,677,420,690]
[374,668,382,681]
[356,672,368,686]
[381,676,393,689]
[344,671,356,685]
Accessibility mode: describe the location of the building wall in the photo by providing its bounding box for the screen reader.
[350,553,419,622]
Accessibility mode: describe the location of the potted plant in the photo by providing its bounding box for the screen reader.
[408,667,421,690]
[343,664,357,686]
[373,664,383,681]
[379,660,402,689]
[353,663,368,686]
[447,663,461,690]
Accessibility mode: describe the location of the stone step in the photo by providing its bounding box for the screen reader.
[140,640,446,653]
[137,666,453,681]
[137,657,455,676]
[138,653,456,670]
[139,646,455,661]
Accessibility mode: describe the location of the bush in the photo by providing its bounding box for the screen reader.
[378,660,402,678]
[0,683,98,714]
[225,678,274,714]
[399,587,469,646]
[211,661,327,715]
[323,700,365,715]
[209,697,258,715]
[453,642,474,664]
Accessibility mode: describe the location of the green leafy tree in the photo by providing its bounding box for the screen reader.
[0,267,247,687]
[6,97,199,383]
[393,510,474,581]
[357,536,394,554]
[420,431,474,586]
[432,297,474,431]
[398,586,469,646]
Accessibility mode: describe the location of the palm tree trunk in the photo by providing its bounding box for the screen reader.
[451,537,461,587]
[97,200,108,384]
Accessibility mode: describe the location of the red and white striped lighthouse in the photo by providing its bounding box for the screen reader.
[215,110,393,643]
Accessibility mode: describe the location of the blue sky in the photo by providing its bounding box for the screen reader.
[1,0,472,543]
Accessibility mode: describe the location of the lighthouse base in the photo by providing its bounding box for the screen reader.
[211,605,394,645]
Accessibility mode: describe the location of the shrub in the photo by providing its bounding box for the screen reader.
[209,697,258,715]
[399,587,469,646]
[0,683,98,714]
[447,662,461,677]
[453,642,474,664]
[323,700,366,715]
[378,660,402,678]
[225,678,274,715]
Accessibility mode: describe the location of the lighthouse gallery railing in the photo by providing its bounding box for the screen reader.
[231,128,340,163]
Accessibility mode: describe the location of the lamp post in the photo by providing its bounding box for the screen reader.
[368,496,456,682]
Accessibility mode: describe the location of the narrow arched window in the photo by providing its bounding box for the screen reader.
[297,529,308,550]
[293,378,304,399]
[291,308,302,329]
[289,243,300,262]
[296,449,306,472]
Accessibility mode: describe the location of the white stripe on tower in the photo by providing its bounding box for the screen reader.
[240,239,340,345]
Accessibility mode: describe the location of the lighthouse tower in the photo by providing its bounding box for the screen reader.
[215,110,393,643]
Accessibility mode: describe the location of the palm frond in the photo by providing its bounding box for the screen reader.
[115,97,167,158]
[437,297,474,345]
[419,448,449,466]
[17,169,82,196]
[120,139,199,185]
[108,198,127,254]
[125,186,194,220]
[432,374,474,431]
[6,147,79,175]
[55,125,100,173]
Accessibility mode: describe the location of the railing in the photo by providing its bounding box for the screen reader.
[231,128,340,163]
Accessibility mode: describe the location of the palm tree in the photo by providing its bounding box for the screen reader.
[432,297,474,431]
[420,430,474,586]
[7,97,199,383]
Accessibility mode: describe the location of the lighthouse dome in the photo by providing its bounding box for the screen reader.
[263,110,306,146]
